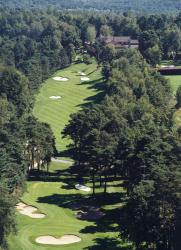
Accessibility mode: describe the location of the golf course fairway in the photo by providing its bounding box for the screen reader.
[8,61,129,250]
[8,162,126,250]
[33,61,103,152]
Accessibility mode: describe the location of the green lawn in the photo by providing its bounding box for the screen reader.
[33,61,103,152]
[160,60,181,94]
[167,75,181,94]
[166,75,181,127]
[8,162,127,250]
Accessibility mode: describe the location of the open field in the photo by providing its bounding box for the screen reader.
[8,162,127,250]
[33,61,104,152]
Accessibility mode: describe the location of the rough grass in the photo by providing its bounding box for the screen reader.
[8,162,128,250]
[33,61,104,152]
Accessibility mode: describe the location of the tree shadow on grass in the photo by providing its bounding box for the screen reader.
[37,192,124,209]
[77,78,105,91]
[78,91,105,108]
[76,78,106,107]
[83,237,133,250]
[28,169,61,182]
[55,148,73,158]
[37,191,125,231]
[79,207,120,233]
[37,190,130,247]
[27,164,78,184]
[37,193,85,210]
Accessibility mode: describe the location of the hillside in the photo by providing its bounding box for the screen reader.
[1,0,181,13]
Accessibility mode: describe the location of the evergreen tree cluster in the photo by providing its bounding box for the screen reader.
[0,8,180,90]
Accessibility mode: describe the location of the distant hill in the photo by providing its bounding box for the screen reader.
[0,0,181,14]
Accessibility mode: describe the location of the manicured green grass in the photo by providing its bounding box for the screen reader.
[8,162,127,250]
[167,75,181,94]
[33,61,103,152]
[160,60,181,95]
[166,75,181,127]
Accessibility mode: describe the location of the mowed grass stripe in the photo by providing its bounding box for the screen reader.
[33,62,103,151]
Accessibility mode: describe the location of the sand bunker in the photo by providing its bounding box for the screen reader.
[49,96,61,100]
[78,71,86,76]
[53,77,69,81]
[16,202,45,219]
[75,184,91,192]
[36,235,81,245]
[80,77,90,81]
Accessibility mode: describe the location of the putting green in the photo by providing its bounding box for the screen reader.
[8,162,126,250]
[33,61,103,152]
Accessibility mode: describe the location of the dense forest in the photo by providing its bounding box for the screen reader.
[1,0,181,14]
[0,7,181,250]
[0,8,181,94]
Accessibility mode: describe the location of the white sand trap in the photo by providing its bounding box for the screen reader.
[81,77,90,81]
[78,71,86,76]
[75,184,91,192]
[53,77,69,81]
[36,235,81,245]
[49,96,61,100]
[16,202,45,219]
